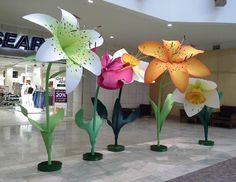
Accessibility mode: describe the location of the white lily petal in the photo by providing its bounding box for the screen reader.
[132,60,148,82]
[184,101,204,117]
[66,29,103,50]
[204,90,220,108]
[133,72,143,82]
[189,78,217,90]
[138,60,148,71]
[59,8,78,29]
[113,48,128,59]
[23,14,58,34]
[84,30,103,49]
[70,49,101,76]
[36,37,67,62]
[57,8,79,48]
[66,60,83,94]
[172,89,185,103]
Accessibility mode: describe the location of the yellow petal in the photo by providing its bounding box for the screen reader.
[163,40,181,59]
[122,53,140,67]
[138,41,168,62]
[172,45,204,62]
[144,59,167,84]
[167,63,189,93]
[183,58,210,77]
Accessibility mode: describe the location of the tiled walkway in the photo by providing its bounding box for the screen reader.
[0,109,235,181]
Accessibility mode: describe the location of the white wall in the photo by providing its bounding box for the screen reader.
[105,0,236,23]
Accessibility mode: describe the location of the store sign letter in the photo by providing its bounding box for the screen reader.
[0,31,45,51]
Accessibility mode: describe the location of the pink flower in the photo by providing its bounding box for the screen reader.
[97,50,133,90]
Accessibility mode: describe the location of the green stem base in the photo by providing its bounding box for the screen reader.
[107,144,125,152]
[37,161,62,172]
[150,145,168,152]
[198,140,214,146]
[83,152,103,161]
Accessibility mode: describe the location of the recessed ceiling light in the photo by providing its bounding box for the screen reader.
[167,23,173,27]
[110,35,114,39]
[88,0,94,3]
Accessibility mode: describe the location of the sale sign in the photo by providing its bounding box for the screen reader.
[55,89,67,103]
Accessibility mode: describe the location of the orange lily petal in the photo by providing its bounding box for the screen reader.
[183,58,211,77]
[138,41,168,62]
[122,53,140,67]
[144,59,167,84]
[163,40,181,59]
[172,45,204,62]
[167,63,189,93]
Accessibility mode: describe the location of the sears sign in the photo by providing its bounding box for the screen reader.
[0,31,45,52]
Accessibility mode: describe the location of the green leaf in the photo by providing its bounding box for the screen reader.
[160,93,174,130]
[48,108,64,131]
[41,131,53,157]
[124,110,139,123]
[19,105,44,131]
[75,109,103,145]
[91,97,108,119]
[19,105,28,117]
[49,70,66,79]
[28,117,45,132]
[149,97,158,119]
[112,99,123,125]
[24,54,36,61]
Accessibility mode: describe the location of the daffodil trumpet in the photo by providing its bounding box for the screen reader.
[75,85,104,161]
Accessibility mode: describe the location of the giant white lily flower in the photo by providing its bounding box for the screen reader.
[113,49,148,83]
[23,8,103,93]
[172,78,220,117]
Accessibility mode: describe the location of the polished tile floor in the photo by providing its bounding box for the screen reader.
[0,108,236,181]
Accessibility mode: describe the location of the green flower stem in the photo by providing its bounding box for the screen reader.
[114,86,123,146]
[156,71,169,146]
[204,121,208,141]
[45,62,52,165]
[91,86,100,155]
[156,73,165,146]
[118,86,123,100]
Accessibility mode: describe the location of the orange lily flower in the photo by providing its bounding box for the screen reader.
[138,40,210,93]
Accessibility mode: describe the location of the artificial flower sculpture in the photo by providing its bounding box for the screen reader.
[76,49,137,155]
[20,8,103,171]
[173,78,222,146]
[126,40,210,152]
[139,40,210,92]
[97,49,133,89]
[23,7,103,94]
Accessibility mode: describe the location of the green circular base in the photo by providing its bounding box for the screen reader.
[83,152,103,161]
[107,144,125,152]
[150,145,168,152]
[198,140,214,146]
[37,161,62,172]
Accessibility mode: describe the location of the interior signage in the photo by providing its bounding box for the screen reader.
[0,31,45,51]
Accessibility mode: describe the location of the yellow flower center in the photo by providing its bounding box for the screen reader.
[185,88,206,105]
[122,53,140,67]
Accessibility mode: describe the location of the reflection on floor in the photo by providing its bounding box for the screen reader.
[0,110,235,181]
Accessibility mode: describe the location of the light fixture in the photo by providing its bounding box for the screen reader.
[88,0,94,3]
[167,23,172,27]
[110,35,114,39]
